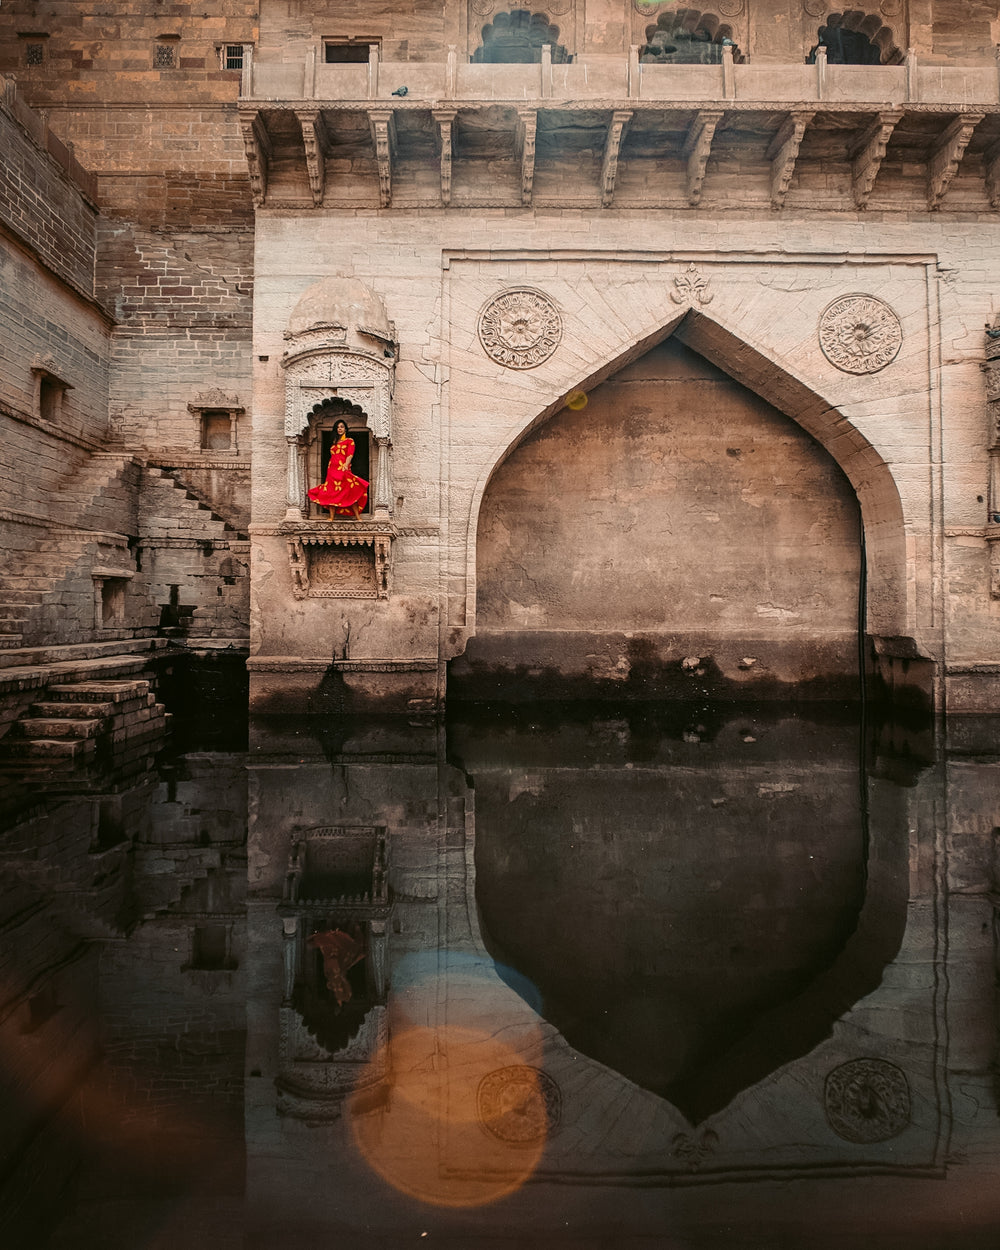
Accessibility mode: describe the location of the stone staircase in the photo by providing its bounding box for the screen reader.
[0,678,167,769]
[141,466,247,540]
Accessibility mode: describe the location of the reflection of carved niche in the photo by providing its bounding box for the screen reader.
[277,826,393,1123]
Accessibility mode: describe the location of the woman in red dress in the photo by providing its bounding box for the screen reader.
[308,419,369,519]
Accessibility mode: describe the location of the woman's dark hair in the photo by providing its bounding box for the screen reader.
[334,418,349,436]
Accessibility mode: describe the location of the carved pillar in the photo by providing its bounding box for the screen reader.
[369,919,388,1000]
[374,436,392,515]
[285,435,306,521]
[282,916,299,1005]
[984,321,1000,596]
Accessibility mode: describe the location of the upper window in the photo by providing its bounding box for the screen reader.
[154,43,176,69]
[221,43,245,71]
[26,43,44,66]
[324,39,379,64]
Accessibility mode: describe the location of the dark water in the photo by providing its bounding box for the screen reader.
[2,691,999,1249]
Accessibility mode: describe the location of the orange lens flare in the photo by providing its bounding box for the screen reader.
[350,1025,552,1208]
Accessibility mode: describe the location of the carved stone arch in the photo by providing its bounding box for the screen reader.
[471,8,572,63]
[807,10,904,66]
[458,307,909,673]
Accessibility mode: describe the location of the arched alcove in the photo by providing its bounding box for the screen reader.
[450,318,909,705]
[472,9,571,63]
[807,10,904,65]
[639,8,744,65]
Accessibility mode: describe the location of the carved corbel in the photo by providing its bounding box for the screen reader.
[927,113,983,211]
[683,109,723,207]
[433,108,458,207]
[374,536,392,600]
[849,110,903,209]
[516,108,537,206]
[767,111,814,209]
[368,109,396,208]
[296,108,331,207]
[239,108,271,208]
[601,110,632,208]
[287,537,310,598]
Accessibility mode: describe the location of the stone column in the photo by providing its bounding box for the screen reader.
[374,437,392,515]
[282,916,299,1005]
[285,435,306,521]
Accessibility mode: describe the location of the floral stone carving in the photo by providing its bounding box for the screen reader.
[824,1058,911,1143]
[477,1065,562,1144]
[819,294,903,374]
[478,289,562,370]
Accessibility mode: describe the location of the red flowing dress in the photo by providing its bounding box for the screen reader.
[308,435,369,516]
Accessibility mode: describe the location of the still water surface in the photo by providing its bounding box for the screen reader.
[2,696,999,1249]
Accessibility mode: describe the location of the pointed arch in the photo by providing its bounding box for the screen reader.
[461,306,907,646]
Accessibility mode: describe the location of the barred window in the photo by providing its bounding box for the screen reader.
[222,43,244,71]
[26,43,44,66]
[154,43,175,69]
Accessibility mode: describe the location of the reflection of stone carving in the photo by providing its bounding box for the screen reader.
[824,1058,911,1143]
[671,1128,720,1171]
[477,1065,561,1144]
[478,289,562,370]
[819,295,902,374]
[670,263,714,307]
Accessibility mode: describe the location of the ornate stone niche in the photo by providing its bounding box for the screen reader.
[280,276,398,596]
[276,826,392,1123]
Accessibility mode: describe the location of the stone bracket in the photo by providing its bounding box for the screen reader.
[601,109,633,208]
[433,108,458,206]
[368,109,397,208]
[683,109,724,207]
[849,110,903,209]
[296,108,331,207]
[766,111,814,209]
[286,528,394,601]
[927,113,983,211]
[238,108,271,207]
[516,108,537,206]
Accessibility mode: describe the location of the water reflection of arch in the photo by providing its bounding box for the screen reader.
[450,705,911,1124]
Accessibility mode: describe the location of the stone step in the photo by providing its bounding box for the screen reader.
[48,679,152,703]
[30,700,117,718]
[16,716,104,739]
[0,638,161,672]
[2,737,85,760]
[0,591,45,606]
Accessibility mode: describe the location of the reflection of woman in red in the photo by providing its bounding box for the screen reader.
[308,418,368,519]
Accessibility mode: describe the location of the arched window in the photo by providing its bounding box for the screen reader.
[807,11,903,66]
[472,9,571,64]
[639,9,744,66]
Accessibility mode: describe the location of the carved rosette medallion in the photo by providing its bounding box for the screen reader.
[478,289,562,370]
[824,1058,911,1143]
[544,0,574,14]
[879,0,902,16]
[718,0,746,16]
[803,0,827,18]
[632,0,666,15]
[470,0,496,15]
[818,294,902,374]
[477,1065,562,1144]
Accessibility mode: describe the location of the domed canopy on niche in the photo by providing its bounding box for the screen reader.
[285,275,396,352]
